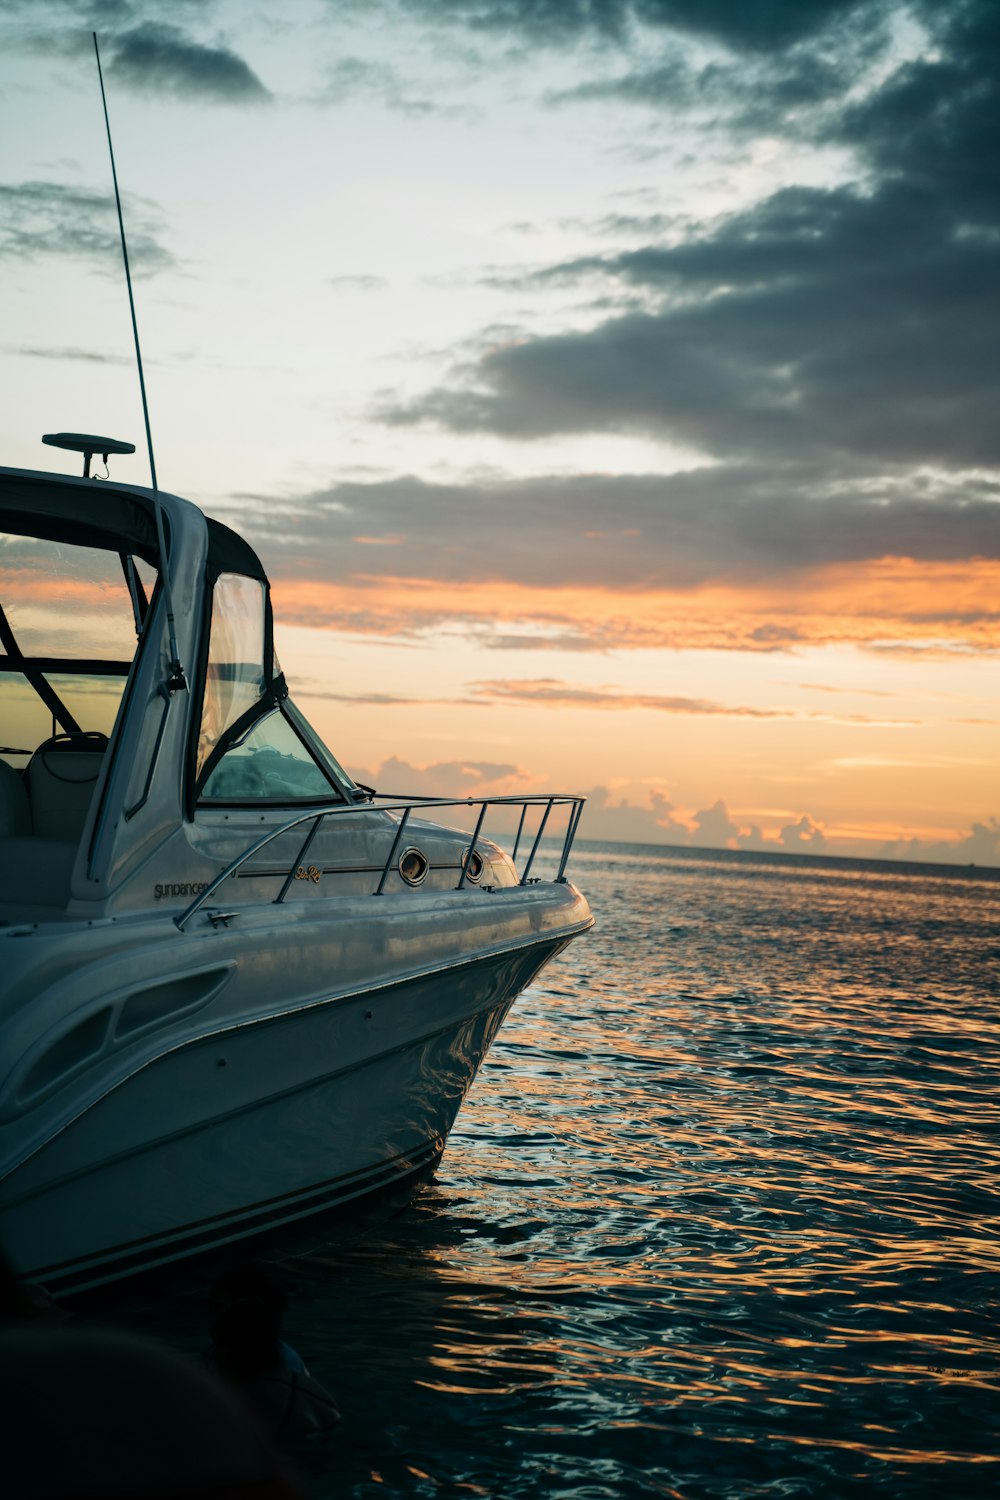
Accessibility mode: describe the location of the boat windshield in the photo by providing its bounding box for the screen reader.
[0,530,150,769]
[196,573,269,776]
[195,569,351,806]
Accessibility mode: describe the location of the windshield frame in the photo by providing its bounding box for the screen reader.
[189,565,358,812]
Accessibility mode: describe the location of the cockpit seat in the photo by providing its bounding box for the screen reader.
[0,760,30,837]
[26,738,106,841]
[0,738,108,912]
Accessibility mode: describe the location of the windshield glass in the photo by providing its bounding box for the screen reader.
[196,573,268,775]
[200,708,342,802]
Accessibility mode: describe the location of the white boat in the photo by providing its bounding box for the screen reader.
[0,442,592,1295]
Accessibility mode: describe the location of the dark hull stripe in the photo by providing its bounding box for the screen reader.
[35,1136,444,1295]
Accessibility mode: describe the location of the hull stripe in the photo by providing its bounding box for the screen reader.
[33,1136,444,1293]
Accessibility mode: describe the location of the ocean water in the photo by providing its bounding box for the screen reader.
[129,842,1000,1498]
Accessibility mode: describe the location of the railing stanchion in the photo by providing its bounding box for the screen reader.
[457,801,488,889]
[555,798,584,883]
[374,807,411,895]
[274,814,323,904]
[520,797,553,884]
[510,803,528,870]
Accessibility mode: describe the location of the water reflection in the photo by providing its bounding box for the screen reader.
[108,847,1000,1496]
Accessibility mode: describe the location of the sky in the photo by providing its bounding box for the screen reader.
[1,0,998,865]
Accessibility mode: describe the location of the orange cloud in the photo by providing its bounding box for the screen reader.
[271,556,1000,655]
[468,678,921,725]
[0,571,125,606]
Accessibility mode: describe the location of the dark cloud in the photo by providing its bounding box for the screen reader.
[383,177,1000,469]
[378,2,1000,477]
[546,41,863,133]
[0,180,174,273]
[108,22,270,103]
[251,467,1000,593]
[839,2,1000,217]
[0,0,135,35]
[386,0,869,52]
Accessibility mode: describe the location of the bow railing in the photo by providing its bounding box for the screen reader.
[175,792,586,931]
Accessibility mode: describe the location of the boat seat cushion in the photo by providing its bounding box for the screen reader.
[27,750,104,840]
[0,760,31,837]
[0,837,78,907]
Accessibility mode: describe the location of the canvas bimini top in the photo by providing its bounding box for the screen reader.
[0,463,361,916]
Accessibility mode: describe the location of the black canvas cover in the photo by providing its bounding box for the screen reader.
[0,470,163,563]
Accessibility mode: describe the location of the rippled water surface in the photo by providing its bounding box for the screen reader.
[130,843,1000,1497]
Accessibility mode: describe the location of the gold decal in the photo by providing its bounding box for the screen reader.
[295,865,321,884]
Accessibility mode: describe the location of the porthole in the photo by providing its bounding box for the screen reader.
[399,846,428,886]
[461,847,484,883]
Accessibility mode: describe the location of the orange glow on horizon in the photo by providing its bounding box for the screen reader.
[270,557,1000,654]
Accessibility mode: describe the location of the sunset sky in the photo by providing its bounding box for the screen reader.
[2,0,997,864]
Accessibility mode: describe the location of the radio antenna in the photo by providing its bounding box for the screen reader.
[93,32,186,692]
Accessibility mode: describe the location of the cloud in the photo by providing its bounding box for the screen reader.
[345,754,532,799]
[880,816,1000,868]
[329,757,1000,867]
[577,787,832,853]
[292,688,464,707]
[776,813,828,851]
[108,22,270,103]
[690,798,741,847]
[312,55,471,117]
[579,784,693,844]
[7,345,132,365]
[469,677,921,725]
[386,0,870,52]
[371,0,1000,520]
[286,675,483,708]
[252,468,1000,596]
[288,672,912,723]
[327,273,388,291]
[581,792,997,868]
[0,180,175,274]
[838,3,1000,219]
[546,30,873,138]
[265,551,999,658]
[471,677,784,718]
[383,172,1000,470]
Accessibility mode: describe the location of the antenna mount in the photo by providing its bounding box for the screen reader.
[42,431,135,479]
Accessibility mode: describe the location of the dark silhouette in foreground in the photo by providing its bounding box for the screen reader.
[209,1263,341,1441]
[0,1251,305,1498]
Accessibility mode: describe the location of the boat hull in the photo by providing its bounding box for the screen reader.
[0,931,572,1295]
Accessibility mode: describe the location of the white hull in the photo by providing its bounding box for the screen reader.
[0,895,586,1294]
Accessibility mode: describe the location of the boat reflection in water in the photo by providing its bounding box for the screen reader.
[0,440,592,1295]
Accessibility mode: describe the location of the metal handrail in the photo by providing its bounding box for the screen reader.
[175,791,586,931]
